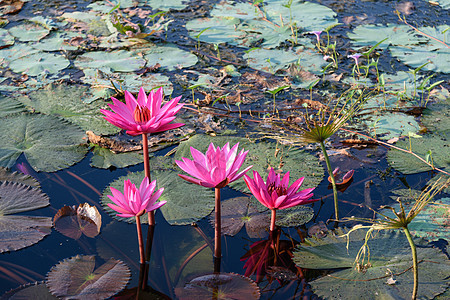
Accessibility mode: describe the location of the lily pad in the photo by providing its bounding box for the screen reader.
[380,198,449,241]
[214,196,269,238]
[142,44,198,71]
[30,32,82,51]
[0,28,14,48]
[0,43,39,67]
[53,203,102,239]
[348,24,421,49]
[88,0,135,13]
[0,94,25,117]
[1,282,57,299]
[0,167,39,187]
[175,273,260,300]
[16,83,120,135]
[422,97,450,135]
[0,181,51,253]
[387,133,449,174]
[46,255,130,299]
[174,135,324,193]
[139,0,189,10]
[294,229,450,299]
[0,114,87,172]
[365,112,420,140]
[90,146,143,169]
[8,22,50,42]
[8,52,69,76]
[74,50,146,73]
[101,166,215,225]
[276,205,314,227]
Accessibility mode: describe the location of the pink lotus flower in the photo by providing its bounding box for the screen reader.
[244,168,316,210]
[107,177,166,218]
[100,87,184,136]
[175,142,252,188]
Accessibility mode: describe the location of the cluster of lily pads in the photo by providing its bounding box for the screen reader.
[0,0,449,299]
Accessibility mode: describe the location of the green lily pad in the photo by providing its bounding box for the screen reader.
[186,0,337,48]
[0,44,39,67]
[74,50,146,72]
[0,28,14,48]
[0,94,25,117]
[387,133,449,174]
[175,135,324,193]
[380,198,449,241]
[81,68,174,103]
[422,97,450,135]
[88,0,135,13]
[426,174,450,195]
[0,114,87,172]
[90,146,143,169]
[142,44,198,71]
[0,181,51,253]
[30,32,82,51]
[16,83,120,135]
[139,0,189,10]
[294,229,450,299]
[276,205,314,227]
[1,282,57,299]
[8,22,50,42]
[101,165,215,225]
[365,112,420,140]
[8,52,69,76]
[348,24,421,49]
[46,255,130,299]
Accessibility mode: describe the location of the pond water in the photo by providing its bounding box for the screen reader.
[0,0,449,299]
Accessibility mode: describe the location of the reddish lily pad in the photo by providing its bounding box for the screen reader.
[211,196,269,239]
[175,273,260,300]
[0,181,51,253]
[53,203,101,240]
[1,281,57,299]
[328,167,354,186]
[46,255,130,300]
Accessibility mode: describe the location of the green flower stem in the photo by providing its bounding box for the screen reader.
[135,215,145,264]
[320,140,339,220]
[142,133,155,226]
[403,226,418,300]
[214,187,222,259]
[270,209,277,232]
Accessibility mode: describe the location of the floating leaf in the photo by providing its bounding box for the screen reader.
[387,133,449,174]
[90,146,143,169]
[175,273,260,300]
[16,83,120,135]
[175,135,324,193]
[101,167,215,225]
[0,43,39,67]
[53,203,102,239]
[0,181,51,253]
[88,0,135,13]
[0,28,14,48]
[8,22,50,42]
[348,24,421,49]
[294,229,450,299]
[0,167,39,187]
[1,282,57,299]
[276,205,314,227]
[30,32,82,51]
[380,198,449,241]
[213,196,269,238]
[74,50,146,72]
[0,114,87,172]
[8,52,69,76]
[365,112,420,140]
[46,255,130,299]
[142,44,198,71]
[140,0,189,10]
[0,94,25,117]
[422,97,450,135]
[426,174,450,194]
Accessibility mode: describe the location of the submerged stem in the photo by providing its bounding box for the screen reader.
[214,187,222,259]
[320,140,339,220]
[142,133,155,226]
[403,226,418,300]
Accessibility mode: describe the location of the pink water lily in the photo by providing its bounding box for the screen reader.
[100,87,184,136]
[175,142,252,189]
[107,177,166,218]
[244,168,317,231]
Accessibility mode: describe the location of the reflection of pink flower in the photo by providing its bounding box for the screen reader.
[244,168,316,210]
[101,87,184,136]
[16,162,33,176]
[107,177,165,218]
[176,142,252,188]
[347,53,362,65]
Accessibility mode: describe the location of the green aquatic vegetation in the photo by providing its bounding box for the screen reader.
[74,50,146,73]
[0,28,13,48]
[142,43,198,71]
[8,52,69,76]
[90,145,144,169]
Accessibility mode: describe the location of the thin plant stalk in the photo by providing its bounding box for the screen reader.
[270,209,277,232]
[142,133,155,226]
[320,140,339,220]
[135,214,146,265]
[403,226,418,300]
[214,188,221,259]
